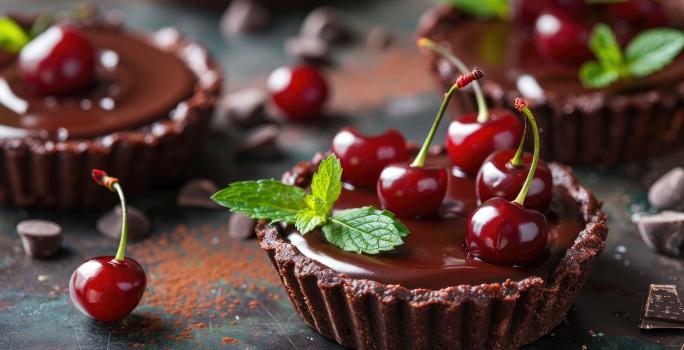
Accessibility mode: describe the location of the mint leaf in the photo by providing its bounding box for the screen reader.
[0,17,30,53]
[579,61,620,88]
[322,207,409,254]
[310,154,342,215]
[295,195,328,234]
[589,23,623,69]
[211,180,306,223]
[447,0,509,19]
[626,28,684,78]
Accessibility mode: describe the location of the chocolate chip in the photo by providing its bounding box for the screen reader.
[300,7,352,45]
[228,213,256,240]
[366,26,393,50]
[285,36,330,64]
[236,124,282,159]
[220,88,268,127]
[640,284,684,329]
[637,211,684,256]
[220,0,271,36]
[648,167,684,210]
[16,220,62,259]
[97,205,151,241]
[178,179,222,209]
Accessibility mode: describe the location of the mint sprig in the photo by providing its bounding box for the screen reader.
[446,0,509,19]
[0,17,30,53]
[212,154,409,254]
[580,24,684,88]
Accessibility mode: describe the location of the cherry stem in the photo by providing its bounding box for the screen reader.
[510,118,528,167]
[513,99,540,206]
[412,69,483,168]
[92,170,128,261]
[417,38,489,123]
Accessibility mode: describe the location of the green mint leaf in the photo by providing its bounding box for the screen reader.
[295,195,328,234]
[589,23,624,69]
[626,28,684,78]
[211,179,306,223]
[447,0,509,19]
[0,17,30,53]
[310,154,342,215]
[322,207,409,254]
[579,60,620,88]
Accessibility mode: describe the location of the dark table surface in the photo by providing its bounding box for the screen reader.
[1,0,684,349]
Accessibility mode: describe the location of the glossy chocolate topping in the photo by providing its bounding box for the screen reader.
[288,155,583,290]
[0,28,194,140]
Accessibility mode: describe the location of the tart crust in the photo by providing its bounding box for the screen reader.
[0,21,222,208]
[257,148,608,349]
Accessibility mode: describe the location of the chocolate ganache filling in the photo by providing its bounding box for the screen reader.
[288,155,583,290]
[0,27,194,140]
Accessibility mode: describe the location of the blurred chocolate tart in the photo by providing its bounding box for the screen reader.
[417,2,684,165]
[0,12,221,208]
[256,147,608,349]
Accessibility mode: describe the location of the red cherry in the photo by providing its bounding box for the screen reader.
[69,256,146,322]
[377,164,448,218]
[534,8,591,64]
[607,0,667,29]
[267,64,328,121]
[476,149,552,212]
[332,127,408,187]
[514,0,589,27]
[18,25,95,96]
[446,109,522,176]
[466,197,548,265]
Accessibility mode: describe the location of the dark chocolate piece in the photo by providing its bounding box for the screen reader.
[228,213,256,240]
[236,124,282,159]
[220,88,268,127]
[178,179,222,209]
[285,36,330,64]
[366,26,393,50]
[300,7,352,45]
[219,0,271,36]
[637,211,684,256]
[16,220,63,259]
[649,167,684,210]
[640,284,684,329]
[97,205,151,241]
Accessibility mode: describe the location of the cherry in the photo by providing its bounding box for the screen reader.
[18,25,95,96]
[378,69,483,218]
[466,98,549,266]
[534,8,592,64]
[514,0,590,27]
[69,170,146,322]
[606,0,667,30]
[332,127,408,187]
[267,63,329,121]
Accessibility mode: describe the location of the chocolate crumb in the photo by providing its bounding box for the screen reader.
[219,0,271,36]
[178,179,222,209]
[97,205,151,241]
[637,211,684,256]
[228,213,256,240]
[285,36,330,64]
[366,26,393,50]
[16,220,62,259]
[648,167,684,210]
[236,124,282,159]
[640,284,684,329]
[300,7,352,45]
[219,88,268,128]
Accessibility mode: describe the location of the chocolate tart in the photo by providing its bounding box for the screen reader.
[257,147,608,349]
[0,15,221,208]
[417,4,684,165]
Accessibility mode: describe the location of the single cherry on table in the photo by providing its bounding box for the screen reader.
[332,127,408,187]
[18,25,96,96]
[267,63,329,121]
[534,7,591,64]
[69,170,146,322]
[466,98,549,266]
[378,69,483,218]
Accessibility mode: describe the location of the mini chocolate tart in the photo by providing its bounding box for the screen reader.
[0,14,221,208]
[417,4,684,165]
[257,147,608,349]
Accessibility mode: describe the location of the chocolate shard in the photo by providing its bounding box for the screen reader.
[366,26,393,50]
[178,179,222,209]
[220,0,272,36]
[300,7,352,45]
[236,124,282,159]
[640,284,684,330]
[648,167,684,210]
[285,36,330,64]
[219,88,268,127]
[228,213,256,240]
[97,205,151,241]
[16,220,63,259]
[637,211,684,256]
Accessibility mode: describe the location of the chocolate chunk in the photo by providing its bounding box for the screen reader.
[97,205,151,241]
[640,284,684,329]
[16,220,62,259]
[236,124,282,159]
[300,7,352,45]
[637,211,684,256]
[285,36,330,64]
[366,26,393,50]
[220,88,268,127]
[228,213,256,240]
[220,0,271,36]
[178,179,222,209]
[648,167,684,210]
